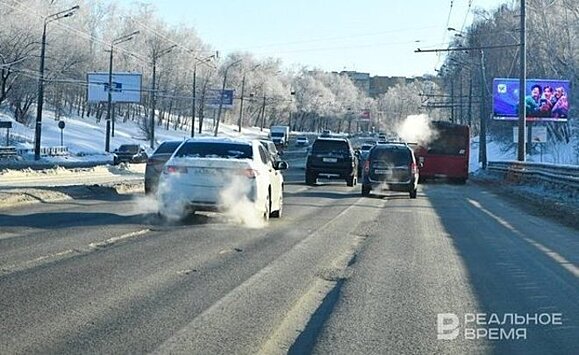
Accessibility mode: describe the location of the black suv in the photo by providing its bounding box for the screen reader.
[113,144,148,164]
[361,143,419,199]
[305,137,358,186]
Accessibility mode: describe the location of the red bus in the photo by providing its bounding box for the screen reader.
[412,121,470,184]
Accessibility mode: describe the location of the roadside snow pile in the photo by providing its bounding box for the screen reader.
[471,169,579,229]
[0,164,145,188]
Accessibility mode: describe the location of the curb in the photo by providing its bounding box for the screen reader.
[0,180,144,210]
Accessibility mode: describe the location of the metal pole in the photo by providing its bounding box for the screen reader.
[517,0,526,161]
[450,79,455,122]
[479,50,487,169]
[150,58,156,149]
[191,64,196,137]
[237,74,246,133]
[260,94,266,131]
[468,75,473,126]
[105,45,113,152]
[34,22,47,160]
[214,70,228,136]
[60,128,63,147]
[459,71,463,124]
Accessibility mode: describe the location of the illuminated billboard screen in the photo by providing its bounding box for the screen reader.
[493,78,570,122]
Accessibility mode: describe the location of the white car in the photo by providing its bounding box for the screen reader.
[157,137,287,221]
[296,136,309,146]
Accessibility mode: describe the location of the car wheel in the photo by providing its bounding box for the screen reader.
[263,190,271,221]
[270,190,282,218]
[346,175,356,187]
[362,184,371,196]
[410,188,417,199]
[305,171,316,186]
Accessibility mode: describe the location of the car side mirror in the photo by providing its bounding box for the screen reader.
[274,160,289,170]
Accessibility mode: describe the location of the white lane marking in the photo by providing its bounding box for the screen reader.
[467,199,579,278]
[89,229,150,249]
[22,249,75,267]
[2,229,151,274]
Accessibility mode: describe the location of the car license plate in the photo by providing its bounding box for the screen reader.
[192,168,216,174]
[374,169,391,175]
[323,158,338,163]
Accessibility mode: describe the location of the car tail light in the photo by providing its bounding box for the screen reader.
[363,160,370,174]
[240,168,259,179]
[165,165,188,174]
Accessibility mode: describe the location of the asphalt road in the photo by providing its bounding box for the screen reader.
[0,163,577,354]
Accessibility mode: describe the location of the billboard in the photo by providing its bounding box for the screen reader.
[205,89,235,109]
[493,78,570,122]
[87,72,142,103]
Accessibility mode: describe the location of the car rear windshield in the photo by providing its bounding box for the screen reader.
[370,147,411,165]
[312,140,349,154]
[174,142,253,159]
[154,141,181,155]
[118,145,139,152]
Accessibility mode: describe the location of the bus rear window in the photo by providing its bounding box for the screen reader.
[428,134,468,156]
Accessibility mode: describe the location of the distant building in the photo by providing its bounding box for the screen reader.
[340,71,371,96]
[336,71,427,98]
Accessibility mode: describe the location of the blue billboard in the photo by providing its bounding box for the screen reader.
[206,89,235,109]
[493,78,570,122]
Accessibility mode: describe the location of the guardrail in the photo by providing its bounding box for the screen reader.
[16,146,69,156]
[487,161,579,190]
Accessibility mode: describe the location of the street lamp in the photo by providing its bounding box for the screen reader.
[34,5,79,160]
[238,63,261,133]
[214,59,242,136]
[105,30,139,152]
[191,53,217,138]
[149,44,177,149]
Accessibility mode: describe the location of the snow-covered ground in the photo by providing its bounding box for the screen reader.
[0,108,271,188]
[469,136,578,172]
[1,109,268,160]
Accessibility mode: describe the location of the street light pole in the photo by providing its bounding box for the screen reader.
[191,53,216,138]
[33,5,79,160]
[191,63,197,137]
[105,46,113,151]
[150,56,158,149]
[517,0,526,161]
[260,93,267,132]
[106,31,139,148]
[149,44,176,149]
[480,50,488,169]
[238,64,260,133]
[214,59,241,136]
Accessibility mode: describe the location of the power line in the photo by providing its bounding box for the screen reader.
[232,25,440,51]
[459,0,475,34]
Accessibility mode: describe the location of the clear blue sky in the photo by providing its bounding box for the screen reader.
[119,0,509,77]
